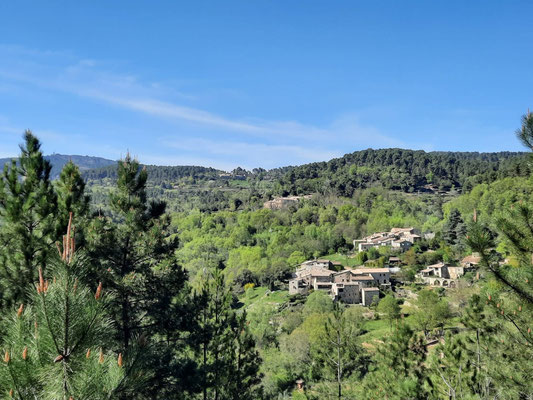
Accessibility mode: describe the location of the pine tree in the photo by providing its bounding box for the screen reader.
[314,301,367,400]
[464,110,533,398]
[360,324,431,399]
[457,294,495,397]
[222,311,262,400]
[85,154,191,398]
[54,161,91,245]
[0,215,142,399]
[0,131,57,309]
[429,333,479,399]
[517,109,533,150]
[195,266,235,400]
[194,266,262,400]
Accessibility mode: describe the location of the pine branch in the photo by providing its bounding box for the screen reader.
[39,292,62,356]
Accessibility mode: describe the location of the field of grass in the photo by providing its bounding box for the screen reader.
[239,286,291,311]
[361,313,418,344]
[323,253,361,268]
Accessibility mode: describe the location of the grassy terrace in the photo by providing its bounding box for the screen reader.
[239,286,291,311]
[323,252,361,268]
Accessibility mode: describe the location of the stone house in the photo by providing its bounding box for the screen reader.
[361,287,380,306]
[353,227,424,253]
[416,262,475,288]
[461,254,481,268]
[352,268,391,286]
[331,282,361,304]
[391,239,413,251]
[289,266,334,295]
[289,261,388,306]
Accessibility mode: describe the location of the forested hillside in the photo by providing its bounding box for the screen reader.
[173,188,443,288]
[79,148,529,214]
[276,149,530,196]
[1,115,533,399]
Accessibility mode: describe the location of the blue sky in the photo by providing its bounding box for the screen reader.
[0,1,532,170]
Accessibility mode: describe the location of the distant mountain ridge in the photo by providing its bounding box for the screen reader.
[0,154,117,179]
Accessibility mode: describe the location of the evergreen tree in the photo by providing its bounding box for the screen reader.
[222,311,262,400]
[0,215,142,399]
[0,132,57,309]
[464,111,533,398]
[86,154,191,398]
[456,294,495,397]
[429,333,479,399]
[314,302,367,400]
[443,208,466,249]
[360,324,432,399]
[467,204,533,398]
[517,109,533,151]
[54,161,91,244]
[194,267,262,400]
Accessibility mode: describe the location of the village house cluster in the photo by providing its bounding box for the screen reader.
[287,229,482,307]
[289,260,389,306]
[353,227,422,252]
[416,254,480,287]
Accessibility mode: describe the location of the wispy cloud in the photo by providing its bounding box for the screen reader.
[0,44,406,168]
[161,137,340,169]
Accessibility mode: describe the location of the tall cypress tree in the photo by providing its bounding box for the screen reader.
[0,131,57,309]
[443,208,466,249]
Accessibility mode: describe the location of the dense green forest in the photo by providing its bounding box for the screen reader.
[277,149,530,196]
[80,148,529,214]
[0,112,532,399]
